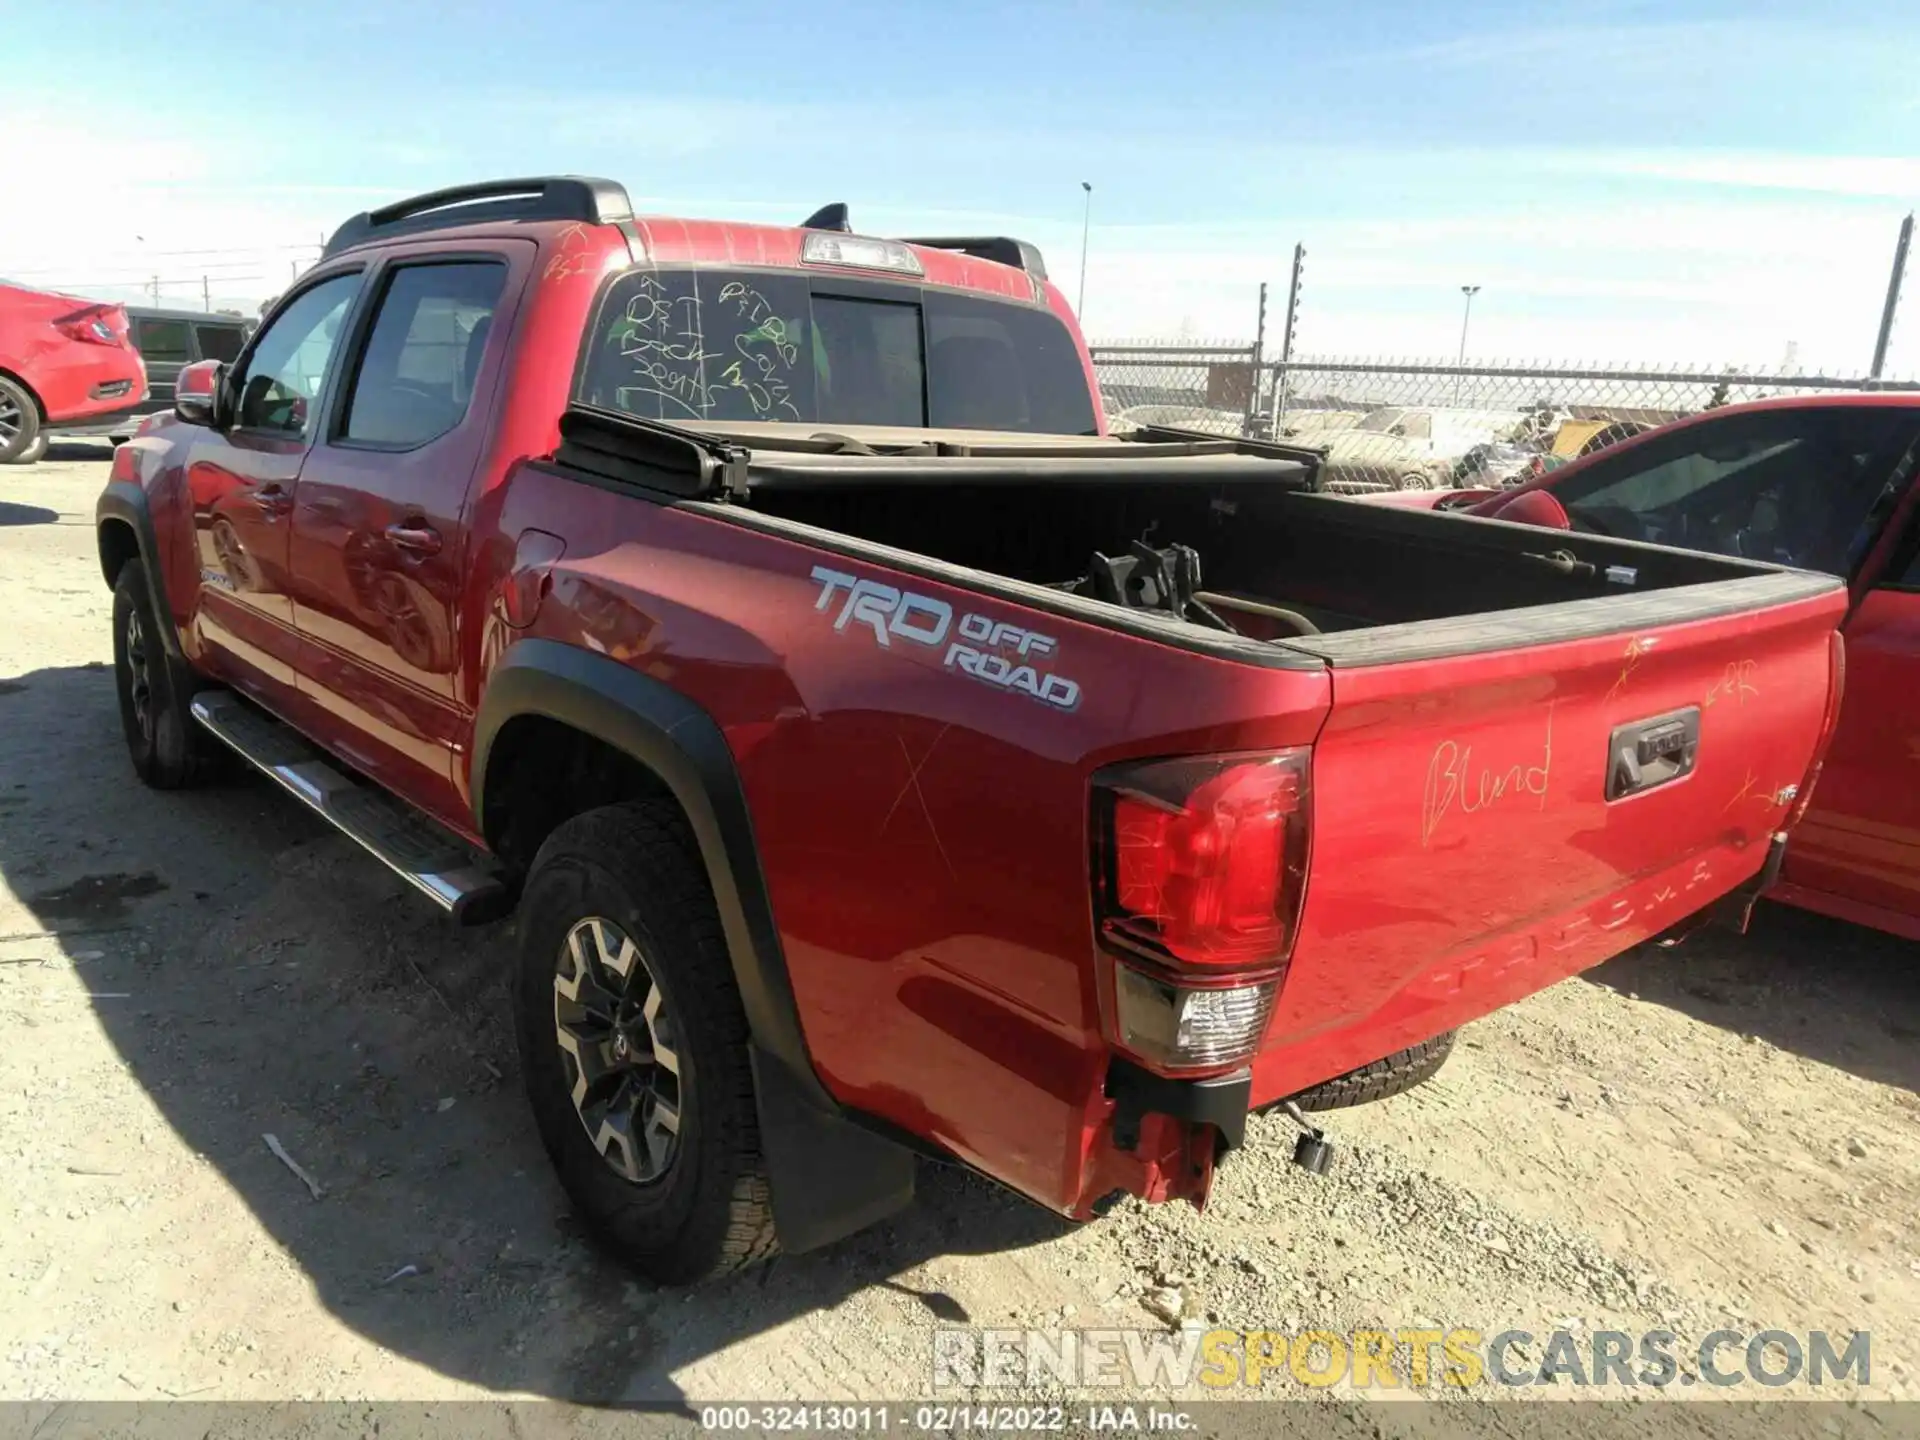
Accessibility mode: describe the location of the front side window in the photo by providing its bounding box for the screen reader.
[577,267,1096,435]
[342,261,506,447]
[236,274,361,436]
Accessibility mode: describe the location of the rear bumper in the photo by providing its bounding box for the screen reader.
[1247,833,1777,1109]
[52,401,161,439]
[35,350,149,426]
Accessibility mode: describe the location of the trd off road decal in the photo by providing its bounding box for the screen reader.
[810,566,1083,712]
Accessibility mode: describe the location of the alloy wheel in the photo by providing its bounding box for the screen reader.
[123,605,154,742]
[553,916,683,1184]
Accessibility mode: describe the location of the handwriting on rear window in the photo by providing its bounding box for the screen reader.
[608,275,802,422]
[1421,708,1555,847]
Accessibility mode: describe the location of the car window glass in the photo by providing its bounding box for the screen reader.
[194,324,246,364]
[1554,410,1919,572]
[1399,412,1432,440]
[577,268,1097,435]
[236,274,361,436]
[812,294,923,426]
[925,289,1096,434]
[135,319,191,364]
[342,262,506,446]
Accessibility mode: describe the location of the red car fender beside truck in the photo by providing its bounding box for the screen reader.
[97,178,1848,1282]
[0,282,147,464]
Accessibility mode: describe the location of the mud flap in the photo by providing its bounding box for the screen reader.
[1660,831,1791,947]
[750,1044,916,1254]
[1709,831,1791,935]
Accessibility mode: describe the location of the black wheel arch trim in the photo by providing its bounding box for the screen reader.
[95,480,185,661]
[472,637,829,1111]
[472,638,916,1252]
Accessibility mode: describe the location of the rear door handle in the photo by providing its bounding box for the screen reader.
[1605,706,1700,801]
[384,523,443,555]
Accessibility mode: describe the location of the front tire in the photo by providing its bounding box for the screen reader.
[111,561,222,789]
[513,801,778,1284]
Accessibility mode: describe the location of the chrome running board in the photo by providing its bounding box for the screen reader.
[190,692,511,925]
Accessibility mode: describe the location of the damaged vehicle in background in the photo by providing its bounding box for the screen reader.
[1361,393,1920,943]
[0,280,147,464]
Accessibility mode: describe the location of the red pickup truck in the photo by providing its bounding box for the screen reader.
[96,177,1847,1283]
[1369,395,1920,943]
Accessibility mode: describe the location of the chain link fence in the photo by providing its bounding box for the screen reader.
[1090,344,1920,494]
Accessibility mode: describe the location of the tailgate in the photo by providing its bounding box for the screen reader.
[1252,571,1846,1101]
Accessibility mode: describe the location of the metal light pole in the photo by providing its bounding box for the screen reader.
[1870,213,1912,381]
[1455,284,1481,404]
[1076,181,1093,321]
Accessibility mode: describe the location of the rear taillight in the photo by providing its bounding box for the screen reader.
[1095,751,1309,970]
[1092,750,1310,1071]
[55,304,126,346]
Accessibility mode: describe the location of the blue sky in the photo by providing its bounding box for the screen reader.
[8,0,1920,368]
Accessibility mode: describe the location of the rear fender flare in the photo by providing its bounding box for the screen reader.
[472,637,827,1107]
[471,638,915,1252]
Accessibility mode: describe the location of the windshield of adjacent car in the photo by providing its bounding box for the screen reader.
[1354,407,1409,434]
[575,267,1098,435]
[1551,408,1920,571]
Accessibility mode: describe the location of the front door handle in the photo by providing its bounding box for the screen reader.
[385,522,443,556]
[254,484,294,519]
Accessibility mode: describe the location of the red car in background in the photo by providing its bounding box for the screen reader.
[1366,394,1920,942]
[0,281,147,464]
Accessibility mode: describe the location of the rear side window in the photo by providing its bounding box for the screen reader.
[577,267,1096,434]
[134,318,191,363]
[341,261,506,447]
[194,324,246,363]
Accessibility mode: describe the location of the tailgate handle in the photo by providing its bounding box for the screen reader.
[1606,706,1700,801]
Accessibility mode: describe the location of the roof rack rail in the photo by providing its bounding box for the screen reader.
[897,235,1049,281]
[321,175,635,258]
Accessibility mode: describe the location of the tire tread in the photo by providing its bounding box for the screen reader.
[1287,1031,1456,1112]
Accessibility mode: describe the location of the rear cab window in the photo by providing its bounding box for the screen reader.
[575,267,1096,434]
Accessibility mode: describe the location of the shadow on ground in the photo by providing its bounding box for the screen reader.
[44,440,119,462]
[1586,902,1919,1094]
[0,501,60,528]
[0,662,1069,1404]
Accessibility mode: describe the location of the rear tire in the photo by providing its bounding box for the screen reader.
[0,377,43,464]
[1287,1031,1456,1112]
[513,801,778,1284]
[111,561,223,789]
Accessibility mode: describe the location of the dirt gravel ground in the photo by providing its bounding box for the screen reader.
[2,447,1917,1431]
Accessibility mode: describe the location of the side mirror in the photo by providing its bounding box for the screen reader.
[174,359,225,426]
